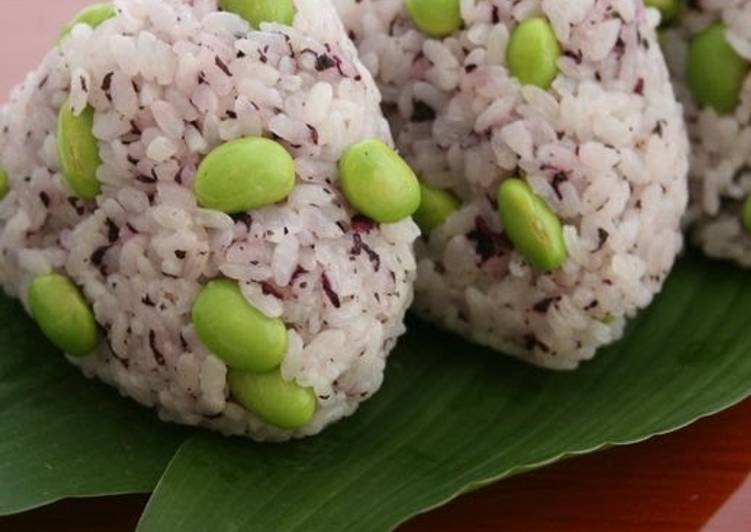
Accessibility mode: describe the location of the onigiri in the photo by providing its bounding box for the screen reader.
[0,0,419,441]
[335,0,689,368]
[661,0,751,266]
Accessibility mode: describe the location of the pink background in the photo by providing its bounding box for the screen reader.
[0,0,91,99]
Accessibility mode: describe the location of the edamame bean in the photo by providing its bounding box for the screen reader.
[194,137,295,214]
[742,194,751,235]
[29,274,98,357]
[507,17,561,89]
[497,178,566,271]
[0,163,8,199]
[644,0,681,25]
[405,0,462,38]
[414,183,460,234]
[219,0,295,28]
[192,279,287,372]
[57,100,102,200]
[228,368,316,429]
[58,3,117,43]
[687,23,750,114]
[339,139,420,223]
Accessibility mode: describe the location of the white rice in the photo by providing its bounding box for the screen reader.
[0,0,418,441]
[662,1,751,266]
[335,0,689,368]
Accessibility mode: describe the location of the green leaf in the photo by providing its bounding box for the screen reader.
[0,297,187,515]
[135,253,751,532]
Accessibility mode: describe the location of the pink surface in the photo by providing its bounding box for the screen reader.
[0,0,91,100]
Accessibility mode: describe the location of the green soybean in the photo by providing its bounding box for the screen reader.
[644,0,681,25]
[507,17,561,89]
[58,3,117,43]
[687,23,750,114]
[0,163,8,199]
[219,0,295,28]
[192,279,287,372]
[742,194,751,235]
[228,368,316,429]
[414,183,460,234]
[57,100,102,200]
[194,137,295,214]
[339,139,420,223]
[497,178,566,271]
[29,274,98,357]
[405,0,462,38]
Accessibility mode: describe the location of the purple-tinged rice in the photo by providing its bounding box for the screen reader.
[335,0,689,369]
[662,1,751,266]
[0,0,418,441]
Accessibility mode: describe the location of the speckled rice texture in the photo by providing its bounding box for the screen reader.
[335,0,689,368]
[662,0,751,266]
[0,0,419,441]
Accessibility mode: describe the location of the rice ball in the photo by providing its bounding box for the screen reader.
[335,0,689,368]
[661,0,751,266]
[0,0,418,441]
